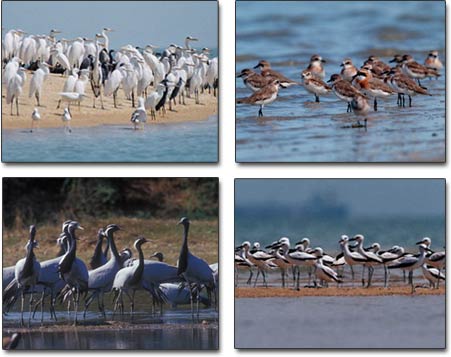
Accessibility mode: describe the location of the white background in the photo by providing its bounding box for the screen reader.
[0,0,449,354]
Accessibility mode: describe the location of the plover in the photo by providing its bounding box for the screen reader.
[424,50,443,76]
[385,69,430,107]
[253,60,298,87]
[306,54,326,80]
[236,79,285,117]
[237,68,273,92]
[391,54,440,86]
[340,58,358,82]
[363,56,391,77]
[327,74,364,112]
[301,70,331,102]
[352,69,395,111]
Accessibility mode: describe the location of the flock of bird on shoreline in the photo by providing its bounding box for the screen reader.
[236,51,443,125]
[3,28,218,132]
[235,235,445,292]
[3,218,218,326]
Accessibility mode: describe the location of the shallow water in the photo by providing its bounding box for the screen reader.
[3,306,218,349]
[12,326,218,350]
[235,295,445,348]
[236,1,445,162]
[2,115,218,162]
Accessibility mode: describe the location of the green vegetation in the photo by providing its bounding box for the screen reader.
[3,178,218,228]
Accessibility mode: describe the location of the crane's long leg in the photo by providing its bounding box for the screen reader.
[20,290,25,327]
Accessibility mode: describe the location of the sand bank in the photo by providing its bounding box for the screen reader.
[235,286,445,298]
[2,72,218,130]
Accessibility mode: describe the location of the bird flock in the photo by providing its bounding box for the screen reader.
[2,28,218,131]
[235,235,445,293]
[3,218,218,326]
[236,51,443,125]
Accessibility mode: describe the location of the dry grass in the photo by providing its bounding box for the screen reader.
[235,286,445,298]
[2,217,218,268]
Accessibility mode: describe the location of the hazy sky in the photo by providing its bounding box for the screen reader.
[235,179,445,217]
[3,1,218,48]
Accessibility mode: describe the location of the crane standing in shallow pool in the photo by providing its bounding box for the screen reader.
[112,237,149,318]
[3,225,41,326]
[57,221,89,325]
[177,217,216,317]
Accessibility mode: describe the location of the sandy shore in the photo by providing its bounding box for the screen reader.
[235,286,445,298]
[2,72,218,130]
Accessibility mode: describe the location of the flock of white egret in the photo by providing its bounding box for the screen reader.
[2,28,218,131]
[235,235,445,293]
[3,218,218,326]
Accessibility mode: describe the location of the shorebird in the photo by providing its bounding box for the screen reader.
[301,70,331,102]
[338,235,368,284]
[424,50,443,74]
[253,60,297,87]
[421,264,445,288]
[30,107,41,132]
[305,54,326,80]
[340,58,358,82]
[363,56,391,78]
[349,235,383,287]
[417,237,445,288]
[130,97,147,130]
[312,248,342,287]
[265,241,292,288]
[350,95,370,127]
[352,69,395,111]
[273,237,317,290]
[367,243,404,287]
[235,246,254,286]
[385,69,430,107]
[391,54,440,86]
[61,108,72,132]
[237,68,272,92]
[388,243,431,293]
[236,79,285,117]
[237,241,272,287]
[327,74,364,112]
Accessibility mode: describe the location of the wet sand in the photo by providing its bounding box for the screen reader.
[235,286,445,298]
[2,72,218,130]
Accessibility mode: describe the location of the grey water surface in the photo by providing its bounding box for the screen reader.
[2,115,218,162]
[235,295,445,348]
[236,1,445,162]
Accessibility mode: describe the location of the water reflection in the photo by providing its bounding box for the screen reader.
[15,326,218,350]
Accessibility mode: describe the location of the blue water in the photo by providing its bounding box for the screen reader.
[2,116,218,162]
[236,1,445,162]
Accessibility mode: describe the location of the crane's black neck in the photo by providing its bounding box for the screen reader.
[177,223,189,276]
[107,230,121,263]
[130,242,145,286]
[21,231,36,281]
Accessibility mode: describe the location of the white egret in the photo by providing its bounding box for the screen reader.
[29,62,50,106]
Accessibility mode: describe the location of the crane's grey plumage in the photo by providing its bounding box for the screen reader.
[58,221,88,324]
[89,228,108,270]
[4,225,41,326]
[84,224,122,318]
[177,217,215,316]
[112,237,149,318]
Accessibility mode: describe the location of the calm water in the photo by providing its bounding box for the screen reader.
[2,116,218,162]
[236,1,445,162]
[235,295,445,348]
[3,303,218,349]
[235,214,445,253]
[3,288,218,349]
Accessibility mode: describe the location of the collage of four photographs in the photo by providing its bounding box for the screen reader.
[1,0,447,351]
